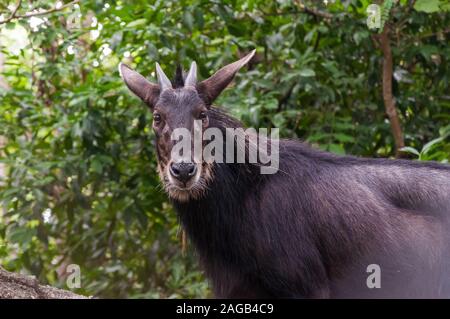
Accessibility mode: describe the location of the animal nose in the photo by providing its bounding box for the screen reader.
[169,162,197,183]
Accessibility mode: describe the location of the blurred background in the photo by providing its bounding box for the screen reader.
[0,0,448,298]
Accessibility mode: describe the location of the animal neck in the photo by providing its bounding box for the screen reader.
[171,107,266,265]
[172,162,262,265]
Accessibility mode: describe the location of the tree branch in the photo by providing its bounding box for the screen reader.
[379,25,405,158]
[0,0,22,25]
[0,0,80,26]
[294,0,334,19]
[277,81,296,112]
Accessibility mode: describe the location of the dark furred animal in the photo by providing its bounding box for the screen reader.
[119,51,450,298]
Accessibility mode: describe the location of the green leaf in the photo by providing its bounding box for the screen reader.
[328,144,346,155]
[5,22,16,30]
[421,137,444,155]
[299,69,316,77]
[400,146,420,157]
[272,114,285,127]
[90,158,103,174]
[334,133,355,143]
[183,11,194,30]
[419,45,439,60]
[264,98,278,110]
[413,0,441,13]
[7,227,37,245]
[308,133,330,142]
[69,95,89,107]
[126,19,147,28]
[353,30,369,45]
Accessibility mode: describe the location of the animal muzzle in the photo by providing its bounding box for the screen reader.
[169,162,198,184]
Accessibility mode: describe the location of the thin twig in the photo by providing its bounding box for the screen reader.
[302,6,333,19]
[294,0,334,19]
[0,0,80,26]
[0,0,22,25]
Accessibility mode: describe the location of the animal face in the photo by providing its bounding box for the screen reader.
[119,50,255,201]
[153,88,211,202]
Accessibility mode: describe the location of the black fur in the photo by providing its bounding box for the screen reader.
[173,107,450,298]
[173,64,185,88]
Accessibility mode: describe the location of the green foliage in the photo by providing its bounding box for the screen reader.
[379,0,394,33]
[414,0,450,13]
[0,0,449,298]
[401,125,450,161]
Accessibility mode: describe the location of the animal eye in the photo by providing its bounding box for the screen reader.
[199,111,207,120]
[153,113,162,124]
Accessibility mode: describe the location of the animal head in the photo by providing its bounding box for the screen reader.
[119,50,255,201]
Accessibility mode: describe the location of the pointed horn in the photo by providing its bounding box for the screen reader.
[155,62,173,91]
[119,63,160,108]
[185,61,197,88]
[197,49,256,105]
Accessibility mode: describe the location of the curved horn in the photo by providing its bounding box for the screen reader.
[155,62,173,91]
[185,61,197,88]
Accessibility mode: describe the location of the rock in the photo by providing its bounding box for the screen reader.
[0,266,89,299]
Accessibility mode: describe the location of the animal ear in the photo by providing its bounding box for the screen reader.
[197,49,256,105]
[119,63,160,109]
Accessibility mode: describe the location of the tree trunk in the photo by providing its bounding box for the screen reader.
[0,267,88,299]
[379,25,405,158]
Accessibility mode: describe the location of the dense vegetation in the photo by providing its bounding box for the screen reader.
[0,0,448,298]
